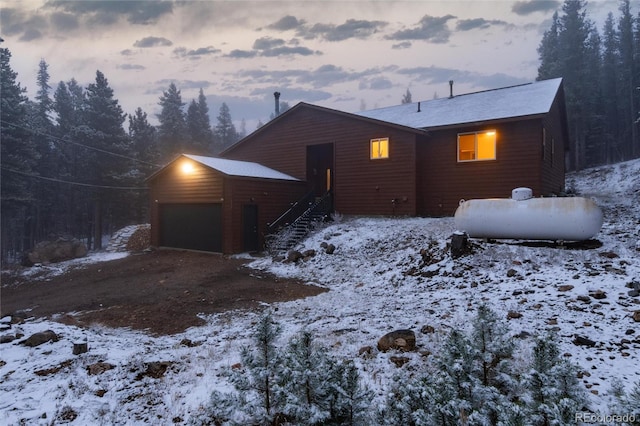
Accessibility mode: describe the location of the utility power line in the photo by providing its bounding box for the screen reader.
[1,166,149,191]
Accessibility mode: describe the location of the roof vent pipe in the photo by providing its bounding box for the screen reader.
[417,101,421,112]
[274,91,281,116]
[449,80,454,98]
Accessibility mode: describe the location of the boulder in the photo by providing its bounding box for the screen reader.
[377,329,416,352]
[21,330,59,347]
[87,362,115,376]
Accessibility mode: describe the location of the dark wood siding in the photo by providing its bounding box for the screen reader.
[541,92,567,195]
[417,120,544,216]
[224,178,306,253]
[149,160,224,248]
[224,106,418,216]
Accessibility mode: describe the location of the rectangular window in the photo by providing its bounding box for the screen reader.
[457,130,496,162]
[370,137,389,160]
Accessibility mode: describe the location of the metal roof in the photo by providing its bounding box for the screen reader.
[355,78,563,129]
[184,154,300,181]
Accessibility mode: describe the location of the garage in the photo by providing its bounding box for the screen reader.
[148,154,306,254]
[159,203,222,252]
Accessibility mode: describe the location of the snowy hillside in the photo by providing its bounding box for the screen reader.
[1,159,639,424]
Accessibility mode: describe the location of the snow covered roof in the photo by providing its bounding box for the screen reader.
[355,78,563,129]
[183,154,299,181]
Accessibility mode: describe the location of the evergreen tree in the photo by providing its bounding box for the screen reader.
[538,12,562,80]
[524,335,587,426]
[401,88,412,104]
[601,13,621,163]
[617,0,638,159]
[228,311,284,424]
[81,70,131,249]
[214,102,239,151]
[157,82,186,163]
[186,88,213,155]
[0,47,40,261]
[34,59,53,130]
[128,107,158,222]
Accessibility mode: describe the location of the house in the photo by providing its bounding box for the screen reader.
[147,154,306,253]
[223,77,567,217]
[149,77,568,253]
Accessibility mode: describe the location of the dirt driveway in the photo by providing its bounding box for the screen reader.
[1,250,326,335]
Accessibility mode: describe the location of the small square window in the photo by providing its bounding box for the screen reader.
[457,131,496,162]
[371,137,389,159]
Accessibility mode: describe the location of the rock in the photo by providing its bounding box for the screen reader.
[0,334,16,344]
[21,330,59,347]
[325,244,336,254]
[573,335,597,347]
[628,290,640,298]
[558,285,574,292]
[599,251,619,259]
[320,242,328,249]
[506,269,517,278]
[625,329,635,335]
[286,250,303,263]
[589,290,607,299]
[179,338,200,347]
[358,346,374,356]
[577,295,591,303]
[302,249,316,258]
[389,356,410,368]
[377,329,416,352]
[87,362,115,376]
[633,311,640,322]
[136,361,173,380]
[507,310,522,319]
[420,325,435,334]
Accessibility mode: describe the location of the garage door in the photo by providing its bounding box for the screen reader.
[159,203,222,252]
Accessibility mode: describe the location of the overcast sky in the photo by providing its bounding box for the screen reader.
[1,0,624,131]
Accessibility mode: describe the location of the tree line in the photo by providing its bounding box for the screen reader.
[1,48,247,262]
[537,0,640,169]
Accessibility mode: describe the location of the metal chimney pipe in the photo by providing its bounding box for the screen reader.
[449,80,454,98]
[274,92,281,116]
[417,101,421,112]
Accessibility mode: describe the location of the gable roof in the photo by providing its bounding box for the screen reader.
[147,154,300,182]
[355,78,563,130]
[184,154,299,181]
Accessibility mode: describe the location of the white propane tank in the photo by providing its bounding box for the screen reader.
[454,189,603,241]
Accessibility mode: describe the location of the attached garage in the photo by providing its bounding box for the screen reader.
[148,154,306,254]
[159,203,222,252]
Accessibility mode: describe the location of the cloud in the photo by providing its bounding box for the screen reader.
[260,46,319,57]
[0,8,48,40]
[267,15,305,31]
[133,36,173,48]
[396,65,530,91]
[225,49,258,59]
[121,49,134,56]
[253,37,285,50]
[50,12,79,31]
[118,64,145,70]
[512,1,560,15]
[298,18,388,41]
[456,18,509,31]
[44,0,174,25]
[391,41,412,49]
[360,76,393,90]
[386,14,456,43]
[173,46,221,58]
[21,28,44,42]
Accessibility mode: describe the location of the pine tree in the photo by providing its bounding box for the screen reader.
[524,334,587,426]
[214,102,239,151]
[0,48,40,261]
[186,89,213,155]
[129,107,157,222]
[228,311,284,424]
[157,82,186,163]
[617,0,638,159]
[602,13,621,163]
[538,12,562,80]
[401,88,412,104]
[82,70,131,249]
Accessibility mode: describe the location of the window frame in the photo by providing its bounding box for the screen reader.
[370,137,390,160]
[456,130,497,163]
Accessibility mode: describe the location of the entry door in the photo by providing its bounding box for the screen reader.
[242,204,259,252]
[306,143,334,196]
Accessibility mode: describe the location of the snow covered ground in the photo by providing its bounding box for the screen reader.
[1,159,639,425]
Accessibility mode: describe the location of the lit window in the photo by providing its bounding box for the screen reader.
[371,137,389,159]
[457,130,496,162]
